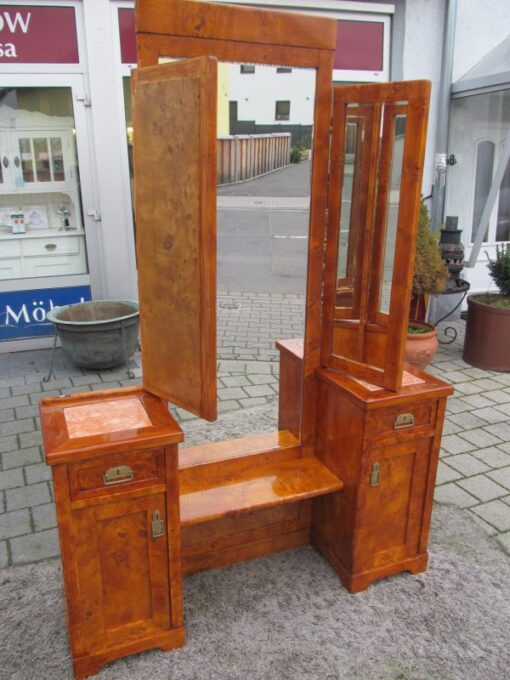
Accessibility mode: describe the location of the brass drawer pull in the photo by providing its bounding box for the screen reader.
[103,465,134,486]
[394,413,415,429]
[45,243,57,251]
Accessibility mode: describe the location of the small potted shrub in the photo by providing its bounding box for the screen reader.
[405,201,449,369]
[463,244,510,371]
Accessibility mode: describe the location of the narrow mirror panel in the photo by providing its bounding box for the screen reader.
[323,81,430,391]
[336,108,364,313]
[377,108,407,315]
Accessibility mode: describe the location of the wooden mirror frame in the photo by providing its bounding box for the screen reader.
[320,81,431,391]
[135,0,337,444]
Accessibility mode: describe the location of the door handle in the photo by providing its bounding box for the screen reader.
[151,510,165,538]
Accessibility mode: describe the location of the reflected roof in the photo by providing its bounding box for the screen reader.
[453,35,510,94]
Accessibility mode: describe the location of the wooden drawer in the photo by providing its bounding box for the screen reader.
[366,401,436,440]
[22,235,82,257]
[0,239,21,258]
[68,449,165,500]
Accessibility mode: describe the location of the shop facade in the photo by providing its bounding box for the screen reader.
[2,0,508,350]
[0,0,136,349]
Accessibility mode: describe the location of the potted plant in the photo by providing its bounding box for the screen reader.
[463,244,510,371]
[405,200,449,369]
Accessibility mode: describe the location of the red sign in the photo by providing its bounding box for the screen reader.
[119,8,136,64]
[335,20,384,71]
[0,5,79,63]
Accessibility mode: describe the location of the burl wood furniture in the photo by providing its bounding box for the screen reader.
[40,1,453,678]
[40,387,184,679]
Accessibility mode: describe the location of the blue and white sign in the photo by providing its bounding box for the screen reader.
[0,286,91,340]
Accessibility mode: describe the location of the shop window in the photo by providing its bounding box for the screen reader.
[0,87,87,281]
[275,100,290,121]
[240,64,255,74]
[496,153,510,241]
[471,140,494,242]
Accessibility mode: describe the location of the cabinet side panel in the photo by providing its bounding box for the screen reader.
[312,382,365,572]
[52,464,87,657]
[277,348,303,438]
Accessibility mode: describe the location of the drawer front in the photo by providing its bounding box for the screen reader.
[367,401,436,440]
[0,239,21,258]
[22,235,82,257]
[23,252,87,277]
[69,449,165,500]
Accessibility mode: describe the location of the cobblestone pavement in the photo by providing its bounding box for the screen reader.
[0,291,509,568]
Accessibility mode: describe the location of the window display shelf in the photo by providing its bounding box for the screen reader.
[0,229,87,279]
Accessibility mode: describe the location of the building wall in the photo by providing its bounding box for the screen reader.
[228,64,316,126]
[453,0,510,82]
[398,0,445,196]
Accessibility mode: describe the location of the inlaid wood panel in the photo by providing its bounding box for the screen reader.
[72,494,171,651]
[133,57,217,421]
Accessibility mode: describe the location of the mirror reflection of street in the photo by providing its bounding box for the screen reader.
[217,160,311,294]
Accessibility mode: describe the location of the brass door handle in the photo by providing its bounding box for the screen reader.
[103,465,134,485]
[152,510,165,538]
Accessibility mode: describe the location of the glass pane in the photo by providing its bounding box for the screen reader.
[0,86,87,280]
[496,153,510,241]
[33,138,51,182]
[379,112,406,314]
[50,138,65,181]
[336,114,364,310]
[445,90,510,250]
[471,140,494,242]
[19,138,34,182]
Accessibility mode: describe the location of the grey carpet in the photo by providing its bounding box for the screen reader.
[178,396,279,447]
[1,405,509,680]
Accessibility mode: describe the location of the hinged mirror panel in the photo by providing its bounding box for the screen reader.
[133,57,217,420]
[321,81,431,391]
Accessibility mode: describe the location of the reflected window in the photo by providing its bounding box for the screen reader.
[0,87,87,280]
[275,100,290,121]
[471,140,494,242]
[496,153,510,241]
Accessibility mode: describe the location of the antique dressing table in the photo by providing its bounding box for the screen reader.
[39,1,453,677]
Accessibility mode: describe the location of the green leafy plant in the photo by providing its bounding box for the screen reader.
[290,146,302,164]
[412,200,449,297]
[487,244,510,297]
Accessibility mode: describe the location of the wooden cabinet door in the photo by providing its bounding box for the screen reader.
[354,437,432,572]
[133,57,217,420]
[321,81,431,391]
[73,494,172,652]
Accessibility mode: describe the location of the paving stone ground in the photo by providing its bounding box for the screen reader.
[0,291,509,567]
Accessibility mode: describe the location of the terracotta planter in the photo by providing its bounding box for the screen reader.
[463,294,510,371]
[405,321,438,370]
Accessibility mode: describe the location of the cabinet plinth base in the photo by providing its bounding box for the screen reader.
[72,627,186,680]
[313,535,428,593]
